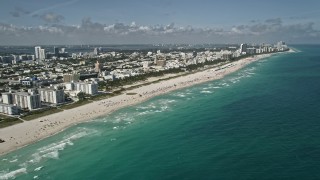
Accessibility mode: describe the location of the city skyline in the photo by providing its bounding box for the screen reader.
[1,0,320,45]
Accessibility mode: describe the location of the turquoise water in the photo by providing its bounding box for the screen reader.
[1,45,320,179]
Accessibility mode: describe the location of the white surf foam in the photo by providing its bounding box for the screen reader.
[28,128,95,164]
[175,93,186,97]
[161,106,168,111]
[42,151,59,159]
[135,106,150,110]
[158,99,176,105]
[201,90,212,94]
[220,83,229,86]
[158,100,175,110]
[0,168,27,180]
[34,166,43,172]
[9,159,17,163]
[113,113,135,123]
[138,111,150,115]
[154,110,163,113]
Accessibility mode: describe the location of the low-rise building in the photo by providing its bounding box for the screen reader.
[63,74,80,82]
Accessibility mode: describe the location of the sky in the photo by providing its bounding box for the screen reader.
[1,0,320,45]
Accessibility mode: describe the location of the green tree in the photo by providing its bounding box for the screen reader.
[77,92,86,101]
[98,81,107,90]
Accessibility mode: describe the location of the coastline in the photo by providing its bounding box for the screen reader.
[0,52,288,156]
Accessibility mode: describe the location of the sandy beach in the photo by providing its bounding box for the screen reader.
[0,53,276,155]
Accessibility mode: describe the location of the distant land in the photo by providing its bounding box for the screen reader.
[0,44,244,55]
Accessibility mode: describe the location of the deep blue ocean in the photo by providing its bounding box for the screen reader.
[1,45,320,179]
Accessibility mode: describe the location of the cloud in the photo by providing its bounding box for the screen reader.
[232,18,318,36]
[81,17,105,32]
[265,18,282,25]
[10,11,20,18]
[0,18,319,45]
[9,6,30,18]
[37,12,65,23]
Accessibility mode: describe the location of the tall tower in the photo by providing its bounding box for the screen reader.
[54,46,59,56]
[94,61,102,73]
[240,43,247,54]
[35,46,41,60]
[93,48,99,55]
[39,48,46,61]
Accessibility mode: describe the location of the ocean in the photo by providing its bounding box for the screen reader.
[1,45,320,179]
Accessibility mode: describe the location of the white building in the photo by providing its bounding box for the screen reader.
[94,61,103,73]
[143,61,152,68]
[76,82,98,95]
[35,46,41,60]
[65,83,74,91]
[2,91,41,110]
[0,104,19,115]
[216,50,233,60]
[103,74,115,81]
[2,93,12,104]
[240,43,247,54]
[39,48,46,61]
[38,88,65,104]
[276,41,288,51]
[65,81,98,95]
[246,48,256,54]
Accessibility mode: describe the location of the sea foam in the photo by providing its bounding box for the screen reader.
[28,128,95,164]
[201,90,212,94]
[0,168,27,180]
[34,166,43,172]
[9,159,18,163]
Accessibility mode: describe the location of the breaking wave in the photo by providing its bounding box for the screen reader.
[29,128,96,164]
[0,168,27,180]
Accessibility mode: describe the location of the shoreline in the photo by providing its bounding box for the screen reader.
[0,52,289,156]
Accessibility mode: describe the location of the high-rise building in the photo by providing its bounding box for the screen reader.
[240,43,247,54]
[39,88,65,104]
[155,54,166,67]
[12,55,19,64]
[54,46,59,56]
[2,93,13,104]
[94,61,103,73]
[0,104,19,115]
[276,41,287,51]
[93,48,99,55]
[65,82,98,95]
[2,91,41,110]
[39,48,46,61]
[74,82,98,95]
[35,46,41,60]
[246,48,256,55]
